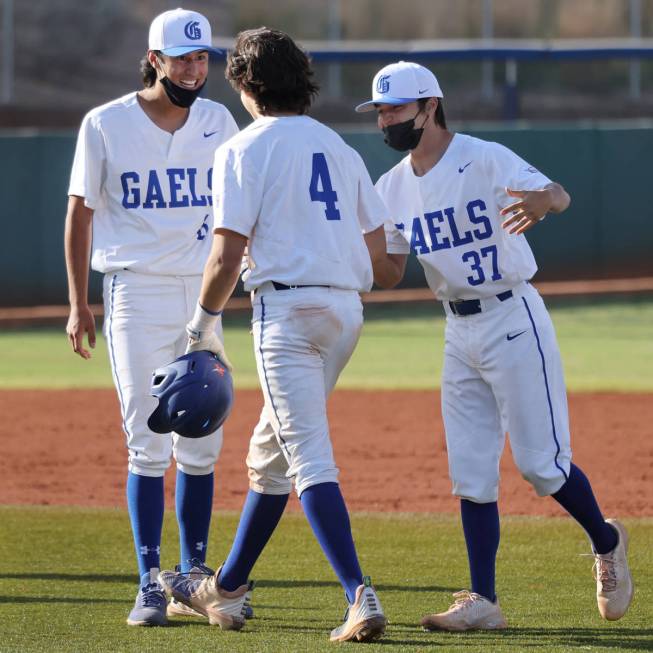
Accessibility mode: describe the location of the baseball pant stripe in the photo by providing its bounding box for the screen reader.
[521,296,568,482]
[107,273,131,440]
[257,296,291,458]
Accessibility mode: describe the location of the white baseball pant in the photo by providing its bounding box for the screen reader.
[102,270,223,477]
[245,284,364,497]
[441,282,572,503]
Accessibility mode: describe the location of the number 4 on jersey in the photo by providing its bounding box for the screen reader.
[310,152,341,220]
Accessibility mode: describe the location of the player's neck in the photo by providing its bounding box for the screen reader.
[409,129,454,177]
[137,87,190,134]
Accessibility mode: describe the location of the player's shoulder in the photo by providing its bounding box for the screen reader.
[465,133,518,161]
[376,155,411,190]
[82,92,139,127]
[192,97,235,120]
[452,133,521,172]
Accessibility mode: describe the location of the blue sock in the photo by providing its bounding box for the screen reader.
[219,490,289,591]
[460,499,499,602]
[300,482,363,604]
[176,470,214,572]
[126,472,164,580]
[551,463,618,554]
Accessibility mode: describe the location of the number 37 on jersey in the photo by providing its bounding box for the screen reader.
[396,200,503,288]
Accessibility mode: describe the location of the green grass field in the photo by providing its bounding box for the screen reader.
[1,298,653,391]
[2,298,651,651]
[2,508,651,653]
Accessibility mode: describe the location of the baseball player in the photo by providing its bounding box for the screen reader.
[64,8,238,627]
[157,28,389,643]
[356,61,633,630]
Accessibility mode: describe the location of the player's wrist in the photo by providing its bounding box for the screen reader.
[187,302,222,338]
[69,300,90,311]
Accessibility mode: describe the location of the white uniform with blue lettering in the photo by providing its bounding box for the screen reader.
[376,133,572,502]
[212,115,386,496]
[69,92,238,476]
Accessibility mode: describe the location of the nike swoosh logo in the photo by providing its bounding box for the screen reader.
[203,130,218,138]
[458,161,472,173]
[506,330,527,341]
[418,88,429,94]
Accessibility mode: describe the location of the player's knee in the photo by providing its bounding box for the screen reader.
[518,463,567,497]
[248,467,292,495]
[294,468,339,497]
[451,477,499,504]
[176,461,215,476]
[173,430,223,474]
[128,457,170,477]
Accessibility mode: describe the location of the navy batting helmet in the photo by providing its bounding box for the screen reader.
[147,351,233,438]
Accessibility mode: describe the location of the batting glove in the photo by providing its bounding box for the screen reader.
[185,325,233,372]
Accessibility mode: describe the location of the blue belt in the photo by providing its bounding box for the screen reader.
[448,290,513,316]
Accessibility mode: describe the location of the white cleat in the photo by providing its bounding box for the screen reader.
[166,564,204,618]
[594,519,634,621]
[166,562,256,620]
[421,590,507,631]
[329,577,387,643]
[158,565,249,630]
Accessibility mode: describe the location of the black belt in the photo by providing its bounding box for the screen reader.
[448,290,513,316]
[271,281,330,291]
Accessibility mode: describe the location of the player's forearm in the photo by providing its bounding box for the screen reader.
[199,260,241,313]
[364,227,406,289]
[544,182,571,214]
[373,256,406,289]
[64,197,93,307]
[198,231,247,313]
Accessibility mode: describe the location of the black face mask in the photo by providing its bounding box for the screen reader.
[159,76,206,108]
[382,109,428,151]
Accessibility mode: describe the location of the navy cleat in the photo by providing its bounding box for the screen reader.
[127,569,168,627]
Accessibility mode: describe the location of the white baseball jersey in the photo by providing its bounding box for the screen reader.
[69,92,239,275]
[376,133,551,300]
[211,115,387,292]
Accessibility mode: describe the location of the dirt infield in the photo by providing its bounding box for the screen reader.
[1,389,651,516]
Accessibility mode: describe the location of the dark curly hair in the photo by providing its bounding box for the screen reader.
[226,27,319,115]
[140,52,160,88]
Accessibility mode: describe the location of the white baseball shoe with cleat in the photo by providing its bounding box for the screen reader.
[593,519,634,621]
[164,561,256,620]
[329,577,387,643]
[158,564,249,630]
[421,590,507,631]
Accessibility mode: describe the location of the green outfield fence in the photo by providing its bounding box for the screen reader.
[1,123,652,307]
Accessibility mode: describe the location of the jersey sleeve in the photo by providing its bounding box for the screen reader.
[68,112,106,210]
[383,220,410,255]
[375,173,410,255]
[487,142,552,193]
[353,150,389,234]
[212,143,262,238]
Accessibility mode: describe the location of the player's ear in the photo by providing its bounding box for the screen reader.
[148,50,164,74]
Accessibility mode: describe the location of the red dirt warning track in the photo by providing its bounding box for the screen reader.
[1,389,651,516]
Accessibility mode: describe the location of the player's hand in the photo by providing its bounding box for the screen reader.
[185,324,233,371]
[66,305,96,359]
[500,187,552,235]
